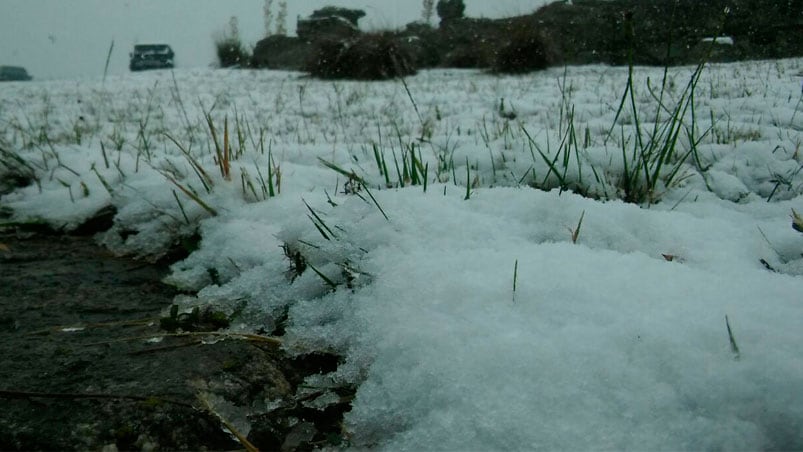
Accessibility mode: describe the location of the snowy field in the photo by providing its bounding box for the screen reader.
[2,58,803,449]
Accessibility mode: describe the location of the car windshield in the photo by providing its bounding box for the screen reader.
[134,45,171,54]
[2,2,803,452]
[1,67,26,75]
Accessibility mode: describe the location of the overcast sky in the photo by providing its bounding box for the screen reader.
[0,0,549,80]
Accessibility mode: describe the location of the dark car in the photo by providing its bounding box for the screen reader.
[0,66,33,81]
[129,44,174,71]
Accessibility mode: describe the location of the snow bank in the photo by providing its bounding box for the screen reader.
[2,58,803,449]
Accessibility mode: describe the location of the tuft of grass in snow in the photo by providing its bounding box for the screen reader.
[603,43,710,204]
[569,210,585,244]
[204,112,232,181]
[317,157,390,221]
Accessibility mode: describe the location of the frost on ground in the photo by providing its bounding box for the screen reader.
[2,58,803,449]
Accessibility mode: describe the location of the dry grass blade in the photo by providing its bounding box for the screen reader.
[512,259,518,303]
[569,210,585,244]
[82,331,282,347]
[127,340,203,355]
[317,157,367,185]
[307,261,338,290]
[792,208,803,233]
[164,132,215,191]
[725,315,741,360]
[197,392,259,452]
[25,317,157,336]
[164,175,219,216]
[222,117,231,180]
[204,112,229,180]
[0,389,194,409]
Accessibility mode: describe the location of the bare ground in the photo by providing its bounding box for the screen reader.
[0,229,349,451]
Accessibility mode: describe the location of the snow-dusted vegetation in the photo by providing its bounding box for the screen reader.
[2,58,803,449]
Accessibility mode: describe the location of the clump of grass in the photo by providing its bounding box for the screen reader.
[515,11,723,204]
[606,58,708,204]
[317,157,389,221]
[604,11,726,205]
[387,144,428,190]
[0,143,40,192]
[204,113,232,181]
[368,135,431,192]
[162,110,283,218]
[521,108,604,199]
[280,199,372,293]
[306,32,416,80]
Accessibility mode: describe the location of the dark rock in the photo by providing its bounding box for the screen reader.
[252,35,312,70]
[72,205,117,236]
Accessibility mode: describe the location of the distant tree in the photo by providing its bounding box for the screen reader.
[422,0,435,24]
[229,16,240,39]
[436,0,465,24]
[263,0,274,37]
[276,1,288,36]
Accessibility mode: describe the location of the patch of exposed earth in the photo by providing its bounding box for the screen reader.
[0,229,351,451]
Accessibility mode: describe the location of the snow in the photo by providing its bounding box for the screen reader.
[2,58,803,449]
[702,36,735,46]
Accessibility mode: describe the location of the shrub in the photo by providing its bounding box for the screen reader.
[309,6,366,26]
[305,33,416,80]
[215,17,250,68]
[398,25,442,68]
[437,0,465,24]
[215,37,250,68]
[442,46,493,68]
[492,24,560,73]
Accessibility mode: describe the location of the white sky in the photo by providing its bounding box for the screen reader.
[0,0,548,80]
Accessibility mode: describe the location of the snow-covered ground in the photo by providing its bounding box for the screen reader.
[2,59,803,449]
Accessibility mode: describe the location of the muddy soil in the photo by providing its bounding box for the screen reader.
[0,230,349,451]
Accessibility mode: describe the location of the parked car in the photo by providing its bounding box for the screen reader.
[0,66,33,81]
[129,44,174,71]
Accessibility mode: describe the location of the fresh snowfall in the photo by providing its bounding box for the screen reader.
[1,58,803,450]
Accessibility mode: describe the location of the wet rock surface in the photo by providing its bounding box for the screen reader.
[0,230,350,451]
